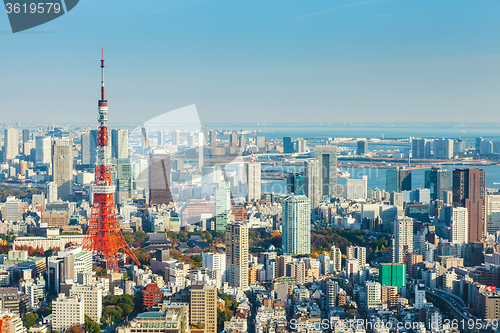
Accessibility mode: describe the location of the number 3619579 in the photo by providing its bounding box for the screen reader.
[5,2,61,14]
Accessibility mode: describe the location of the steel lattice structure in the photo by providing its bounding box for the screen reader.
[82,50,140,272]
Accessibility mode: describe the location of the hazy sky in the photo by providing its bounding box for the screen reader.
[1,0,500,124]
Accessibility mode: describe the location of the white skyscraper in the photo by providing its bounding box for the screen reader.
[47,182,58,203]
[52,138,73,200]
[451,207,468,244]
[202,252,226,286]
[246,163,261,202]
[215,182,231,231]
[346,176,368,200]
[330,245,342,272]
[172,130,180,146]
[434,139,454,159]
[52,294,85,333]
[282,195,311,255]
[112,129,129,159]
[414,283,426,309]
[346,246,366,267]
[305,160,321,209]
[394,216,413,263]
[366,281,382,309]
[3,128,18,161]
[69,284,103,323]
[487,195,500,234]
[296,138,307,153]
[35,136,52,164]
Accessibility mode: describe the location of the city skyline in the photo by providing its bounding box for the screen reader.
[3,1,500,331]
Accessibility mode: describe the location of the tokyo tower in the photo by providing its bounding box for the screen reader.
[82,50,140,272]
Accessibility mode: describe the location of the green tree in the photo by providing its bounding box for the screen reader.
[133,231,147,242]
[102,306,122,324]
[133,248,151,265]
[23,313,38,328]
[84,315,101,333]
[94,267,107,277]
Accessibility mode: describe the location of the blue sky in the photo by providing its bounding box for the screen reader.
[1,0,500,124]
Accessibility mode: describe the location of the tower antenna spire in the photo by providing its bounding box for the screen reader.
[100,48,105,101]
[82,50,140,273]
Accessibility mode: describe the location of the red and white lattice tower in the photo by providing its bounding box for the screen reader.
[82,50,140,272]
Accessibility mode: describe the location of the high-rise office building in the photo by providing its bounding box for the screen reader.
[346,176,368,200]
[111,129,129,159]
[454,139,465,154]
[157,130,165,147]
[414,283,426,309]
[202,127,209,146]
[190,284,217,333]
[486,194,500,234]
[286,172,306,195]
[480,140,493,155]
[69,284,102,323]
[239,135,246,150]
[4,196,22,222]
[82,130,110,167]
[356,140,368,155]
[366,281,382,309]
[346,246,366,267]
[215,182,231,231]
[330,245,342,272]
[394,216,413,263]
[283,136,294,153]
[149,154,172,205]
[378,263,406,290]
[315,145,337,198]
[282,195,311,255]
[326,280,338,310]
[453,168,486,242]
[450,207,468,244]
[112,158,133,203]
[209,130,217,148]
[52,138,73,200]
[52,294,84,333]
[493,141,500,155]
[411,138,431,159]
[256,136,265,149]
[230,133,238,148]
[424,167,452,201]
[47,182,58,203]
[202,253,226,285]
[226,223,249,289]
[3,128,18,161]
[476,137,483,153]
[81,132,91,165]
[246,163,261,202]
[35,136,52,164]
[172,130,180,146]
[187,132,196,147]
[296,138,307,153]
[21,129,29,143]
[386,167,411,193]
[434,139,454,159]
[304,160,321,209]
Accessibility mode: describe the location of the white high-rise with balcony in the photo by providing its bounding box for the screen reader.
[451,207,468,244]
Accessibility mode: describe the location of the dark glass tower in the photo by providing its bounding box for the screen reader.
[452,168,485,242]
